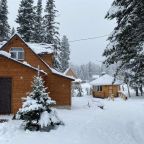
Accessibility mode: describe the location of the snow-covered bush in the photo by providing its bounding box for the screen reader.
[73,87,83,97]
[81,83,91,95]
[15,76,63,131]
[72,79,83,97]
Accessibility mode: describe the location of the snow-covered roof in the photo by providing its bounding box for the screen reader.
[0,50,11,58]
[0,41,54,55]
[27,43,54,54]
[74,79,82,83]
[37,58,74,80]
[0,41,7,49]
[90,74,121,86]
[0,50,47,74]
[0,34,73,80]
[64,67,77,79]
[50,67,75,80]
[92,75,99,79]
[64,67,71,75]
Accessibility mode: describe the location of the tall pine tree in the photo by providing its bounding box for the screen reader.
[43,0,62,72]
[16,0,36,42]
[103,0,144,88]
[33,0,44,43]
[60,35,70,72]
[0,0,10,41]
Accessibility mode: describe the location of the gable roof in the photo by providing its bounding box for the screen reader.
[92,75,99,79]
[0,34,74,80]
[0,34,52,72]
[50,67,75,80]
[0,34,54,55]
[64,67,71,75]
[41,60,74,80]
[0,50,47,75]
[0,41,6,48]
[90,74,121,86]
[64,67,77,79]
[27,43,53,55]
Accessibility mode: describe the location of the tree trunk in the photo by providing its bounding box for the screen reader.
[139,85,143,96]
[127,83,131,98]
[135,87,139,96]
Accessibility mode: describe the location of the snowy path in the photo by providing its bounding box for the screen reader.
[0,96,144,144]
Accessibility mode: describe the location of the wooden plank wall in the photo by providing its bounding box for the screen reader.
[92,85,120,98]
[0,56,38,113]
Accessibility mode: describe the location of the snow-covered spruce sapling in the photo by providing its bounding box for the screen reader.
[15,76,63,131]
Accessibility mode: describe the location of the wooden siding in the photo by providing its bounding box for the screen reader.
[0,34,72,113]
[39,53,54,67]
[44,73,71,107]
[92,85,120,98]
[65,68,77,79]
[0,56,42,113]
[1,35,50,73]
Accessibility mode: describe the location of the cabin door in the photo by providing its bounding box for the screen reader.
[0,78,12,114]
[108,86,113,96]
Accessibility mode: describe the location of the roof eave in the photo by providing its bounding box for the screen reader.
[0,54,47,75]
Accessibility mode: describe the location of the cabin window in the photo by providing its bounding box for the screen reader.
[93,86,102,92]
[10,48,24,60]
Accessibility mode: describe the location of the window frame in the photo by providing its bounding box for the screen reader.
[9,47,24,60]
[93,85,102,92]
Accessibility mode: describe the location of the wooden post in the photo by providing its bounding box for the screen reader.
[37,65,40,77]
[127,83,131,98]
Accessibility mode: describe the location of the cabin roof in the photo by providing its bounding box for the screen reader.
[0,50,47,74]
[27,43,53,54]
[92,75,99,79]
[64,67,77,79]
[0,41,7,48]
[0,34,54,55]
[90,74,121,86]
[64,67,71,75]
[0,34,74,80]
[42,61,75,80]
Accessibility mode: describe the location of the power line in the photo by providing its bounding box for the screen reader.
[95,59,103,63]
[69,34,109,43]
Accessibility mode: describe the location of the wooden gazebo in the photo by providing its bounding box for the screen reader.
[90,74,121,98]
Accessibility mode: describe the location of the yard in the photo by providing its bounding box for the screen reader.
[0,96,144,144]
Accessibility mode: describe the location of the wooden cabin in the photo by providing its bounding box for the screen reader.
[90,74,121,98]
[0,34,74,114]
[64,67,78,79]
[64,68,84,97]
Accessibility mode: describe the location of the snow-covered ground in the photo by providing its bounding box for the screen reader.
[1,96,144,144]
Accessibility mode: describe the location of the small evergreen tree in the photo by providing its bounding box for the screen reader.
[43,0,62,71]
[15,75,63,131]
[33,0,44,43]
[0,0,10,41]
[60,35,70,72]
[16,0,36,42]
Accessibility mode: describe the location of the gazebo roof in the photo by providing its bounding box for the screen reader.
[90,74,121,86]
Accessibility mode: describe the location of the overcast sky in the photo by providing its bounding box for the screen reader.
[8,0,115,65]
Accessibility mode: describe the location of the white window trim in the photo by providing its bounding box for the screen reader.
[9,47,24,60]
[93,85,102,92]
